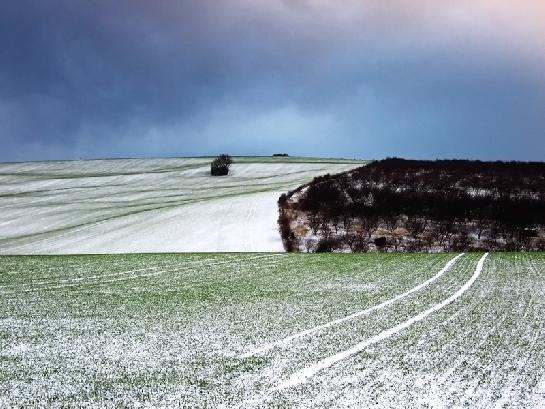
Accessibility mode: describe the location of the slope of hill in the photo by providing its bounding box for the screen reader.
[0,156,364,254]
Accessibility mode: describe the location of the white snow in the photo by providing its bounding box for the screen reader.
[0,157,363,254]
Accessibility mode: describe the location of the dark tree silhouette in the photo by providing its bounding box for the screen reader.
[278,158,545,252]
[210,154,233,176]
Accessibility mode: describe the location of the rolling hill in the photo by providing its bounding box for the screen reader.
[0,156,364,254]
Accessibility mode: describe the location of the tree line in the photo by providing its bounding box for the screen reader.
[278,158,545,252]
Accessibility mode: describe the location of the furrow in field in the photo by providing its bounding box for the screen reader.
[274,253,489,390]
[0,254,274,294]
[225,255,476,407]
[222,254,458,362]
[267,252,545,408]
[239,253,464,358]
[4,252,543,408]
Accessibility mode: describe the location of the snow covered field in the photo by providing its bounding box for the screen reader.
[1,252,544,407]
[0,157,363,254]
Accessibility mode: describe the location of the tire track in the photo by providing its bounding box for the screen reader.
[239,253,464,358]
[274,253,488,390]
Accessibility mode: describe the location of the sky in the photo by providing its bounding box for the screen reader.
[1,0,544,162]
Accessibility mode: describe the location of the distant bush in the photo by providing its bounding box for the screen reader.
[315,237,340,253]
[373,237,388,249]
[210,154,233,176]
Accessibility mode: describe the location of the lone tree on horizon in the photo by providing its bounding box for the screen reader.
[210,154,233,176]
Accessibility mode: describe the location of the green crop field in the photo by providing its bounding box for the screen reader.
[1,252,544,407]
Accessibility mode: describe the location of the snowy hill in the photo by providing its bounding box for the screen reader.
[0,156,364,254]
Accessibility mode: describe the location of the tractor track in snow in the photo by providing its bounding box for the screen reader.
[274,253,489,390]
[239,253,465,358]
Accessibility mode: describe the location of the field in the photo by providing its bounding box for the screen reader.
[0,156,363,254]
[1,252,544,407]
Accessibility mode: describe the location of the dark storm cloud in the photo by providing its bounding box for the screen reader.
[1,0,544,161]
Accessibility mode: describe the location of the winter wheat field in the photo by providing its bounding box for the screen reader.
[1,158,545,408]
[1,252,545,407]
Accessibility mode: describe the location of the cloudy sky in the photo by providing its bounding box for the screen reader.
[1,1,544,162]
